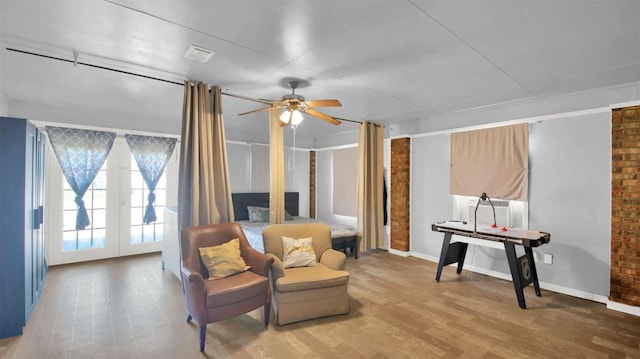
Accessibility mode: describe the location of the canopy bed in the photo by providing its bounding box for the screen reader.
[232,192,359,257]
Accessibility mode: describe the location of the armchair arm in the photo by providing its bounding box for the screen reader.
[243,247,274,277]
[319,248,347,270]
[180,265,207,323]
[265,253,285,289]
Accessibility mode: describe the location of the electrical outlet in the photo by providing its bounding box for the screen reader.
[543,253,553,265]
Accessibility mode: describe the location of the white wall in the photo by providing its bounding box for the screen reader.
[406,109,623,306]
[528,112,611,298]
[0,91,8,116]
[227,143,252,192]
[410,133,452,258]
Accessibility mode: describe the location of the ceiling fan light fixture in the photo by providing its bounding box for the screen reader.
[280,109,303,125]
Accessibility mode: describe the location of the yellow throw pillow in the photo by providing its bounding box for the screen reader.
[281,236,317,268]
[198,238,250,280]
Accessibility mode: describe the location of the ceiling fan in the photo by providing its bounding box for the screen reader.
[238,80,342,126]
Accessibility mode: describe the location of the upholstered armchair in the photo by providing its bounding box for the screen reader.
[181,223,273,352]
[262,223,350,325]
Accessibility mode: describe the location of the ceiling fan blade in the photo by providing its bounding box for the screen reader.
[304,99,342,108]
[238,107,271,116]
[303,108,341,126]
[238,104,286,116]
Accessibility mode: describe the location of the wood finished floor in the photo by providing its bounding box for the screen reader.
[1,250,638,358]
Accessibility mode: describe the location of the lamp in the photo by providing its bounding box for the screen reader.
[279,109,303,126]
[473,192,497,236]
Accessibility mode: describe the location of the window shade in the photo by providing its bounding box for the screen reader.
[450,123,528,201]
[332,147,358,216]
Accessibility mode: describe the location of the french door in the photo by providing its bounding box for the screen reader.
[45,137,178,265]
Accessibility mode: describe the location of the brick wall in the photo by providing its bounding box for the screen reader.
[309,150,316,218]
[390,137,410,251]
[611,106,640,307]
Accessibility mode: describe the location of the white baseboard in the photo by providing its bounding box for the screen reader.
[607,300,640,316]
[409,252,638,316]
[410,252,439,262]
[388,248,411,257]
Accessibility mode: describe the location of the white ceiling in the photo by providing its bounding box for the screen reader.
[1,0,639,147]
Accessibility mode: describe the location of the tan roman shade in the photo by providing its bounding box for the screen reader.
[450,123,528,201]
[332,146,358,216]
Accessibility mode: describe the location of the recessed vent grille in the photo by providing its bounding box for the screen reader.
[184,45,215,63]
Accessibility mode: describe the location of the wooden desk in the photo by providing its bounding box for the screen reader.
[432,221,550,309]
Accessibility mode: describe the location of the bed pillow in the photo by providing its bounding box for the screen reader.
[261,209,270,222]
[261,209,294,222]
[281,236,317,268]
[198,238,250,280]
[247,206,267,222]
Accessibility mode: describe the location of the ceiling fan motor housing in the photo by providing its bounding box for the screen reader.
[282,93,305,102]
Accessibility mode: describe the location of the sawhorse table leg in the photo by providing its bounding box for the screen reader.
[435,232,469,282]
[504,242,540,309]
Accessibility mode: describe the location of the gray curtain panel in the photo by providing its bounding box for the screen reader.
[46,126,116,229]
[125,134,177,224]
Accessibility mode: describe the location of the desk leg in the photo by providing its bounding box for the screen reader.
[525,247,541,296]
[435,232,452,282]
[435,233,468,282]
[504,242,527,309]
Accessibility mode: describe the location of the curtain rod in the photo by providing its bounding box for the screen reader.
[7,47,184,85]
[6,47,370,125]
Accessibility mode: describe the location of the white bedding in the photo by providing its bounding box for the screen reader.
[238,217,357,253]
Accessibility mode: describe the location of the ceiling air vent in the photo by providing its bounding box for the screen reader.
[184,45,215,63]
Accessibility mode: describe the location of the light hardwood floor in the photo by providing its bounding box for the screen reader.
[1,250,638,358]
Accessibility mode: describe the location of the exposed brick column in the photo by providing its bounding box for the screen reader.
[390,137,410,251]
[611,106,640,307]
[309,150,316,218]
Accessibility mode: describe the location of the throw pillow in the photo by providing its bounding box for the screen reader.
[247,206,267,222]
[198,238,250,280]
[281,236,317,268]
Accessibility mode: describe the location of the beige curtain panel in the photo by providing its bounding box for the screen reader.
[357,121,385,252]
[269,107,285,224]
[178,82,234,228]
[450,123,529,201]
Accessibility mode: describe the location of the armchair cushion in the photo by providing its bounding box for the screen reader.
[204,270,270,307]
[275,263,349,292]
[198,238,250,280]
[282,237,317,268]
